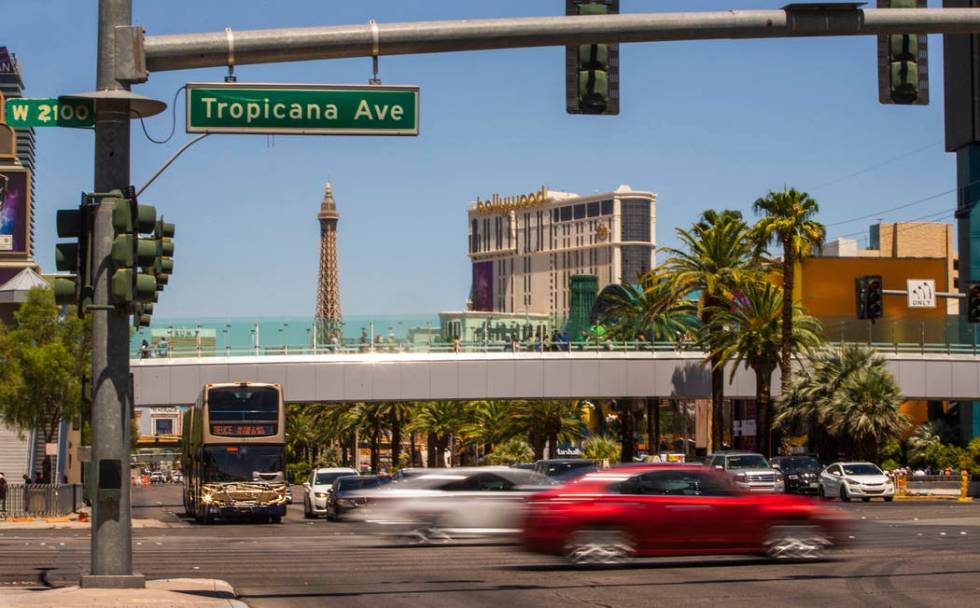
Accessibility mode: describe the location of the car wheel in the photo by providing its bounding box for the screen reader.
[270,516,282,524]
[861,497,870,503]
[565,528,634,567]
[840,486,851,502]
[817,485,826,499]
[884,496,894,502]
[303,499,313,519]
[765,525,831,561]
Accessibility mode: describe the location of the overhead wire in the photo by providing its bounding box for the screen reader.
[132,85,186,145]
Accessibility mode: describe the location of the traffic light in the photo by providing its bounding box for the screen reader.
[109,189,158,307]
[865,275,884,321]
[855,276,867,319]
[877,0,929,105]
[151,217,174,291]
[566,0,619,115]
[968,283,980,323]
[53,195,93,311]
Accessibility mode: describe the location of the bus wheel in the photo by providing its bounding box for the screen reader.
[270,516,282,524]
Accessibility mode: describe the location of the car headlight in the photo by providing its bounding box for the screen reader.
[202,492,213,503]
[845,478,859,485]
[315,492,327,498]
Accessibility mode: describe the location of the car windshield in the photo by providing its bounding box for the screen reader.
[336,477,382,491]
[315,472,355,485]
[842,464,882,476]
[779,457,821,472]
[726,455,769,469]
[202,445,284,482]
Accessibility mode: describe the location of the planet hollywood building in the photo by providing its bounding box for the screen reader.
[467,185,656,319]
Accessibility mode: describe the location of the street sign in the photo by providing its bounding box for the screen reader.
[4,97,94,128]
[907,278,936,308]
[185,83,419,135]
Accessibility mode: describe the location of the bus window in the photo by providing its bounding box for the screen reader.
[202,445,285,483]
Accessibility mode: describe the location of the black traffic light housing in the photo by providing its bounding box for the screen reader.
[855,276,867,319]
[968,282,980,323]
[877,0,929,105]
[566,0,619,115]
[52,193,94,314]
[865,275,884,321]
[109,187,158,307]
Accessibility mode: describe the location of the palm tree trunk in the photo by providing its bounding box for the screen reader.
[390,408,402,470]
[781,241,795,390]
[620,401,636,463]
[530,432,546,461]
[426,432,437,468]
[711,359,724,453]
[646,399,655,456]
[755,367,774,458]
[410,432,417,467]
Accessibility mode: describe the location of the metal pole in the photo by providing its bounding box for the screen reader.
[142,9,980,73]
[82,0,143,589]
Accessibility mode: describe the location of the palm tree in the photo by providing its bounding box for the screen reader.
[511,400,583,460]
[661,209,758,453]
[827,367,909,463]
[704,282,823,457]
[775,345,908,462]
[906,421,942,467]
[408,400,472,467]
[752,187,825,391]
[464,400,518,459]
[596,273,697,342]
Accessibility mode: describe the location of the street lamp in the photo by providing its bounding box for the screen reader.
[223,323,230,356]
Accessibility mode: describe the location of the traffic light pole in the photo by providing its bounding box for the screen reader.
[80,0,144,589]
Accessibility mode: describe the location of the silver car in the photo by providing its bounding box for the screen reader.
[706,451,784,493]
[352,467,556,542]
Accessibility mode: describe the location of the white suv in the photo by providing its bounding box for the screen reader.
[303,468,358,518]
[706,451,783,493]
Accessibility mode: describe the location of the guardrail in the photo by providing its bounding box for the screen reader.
[130,339,980,359]
[0,484,83,519]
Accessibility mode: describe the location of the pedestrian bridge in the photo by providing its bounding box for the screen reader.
[130,349,980,405]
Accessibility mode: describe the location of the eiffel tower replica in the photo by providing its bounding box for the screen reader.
[314,181,342,345]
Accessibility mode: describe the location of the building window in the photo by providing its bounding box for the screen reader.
[621,244,651,283]
[560,206,572,222]
[574,204,586,220]
[601,199,614,215]
[587,201,600,217]
[155,418,174,436]
[470,219,478,253]
[621,198,651,242]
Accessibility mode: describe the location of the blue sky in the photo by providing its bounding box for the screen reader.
[4,1,955,318]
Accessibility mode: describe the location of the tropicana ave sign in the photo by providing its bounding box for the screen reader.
[185,82,419,136]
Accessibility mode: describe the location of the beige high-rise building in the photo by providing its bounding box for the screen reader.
[467,185,656,318]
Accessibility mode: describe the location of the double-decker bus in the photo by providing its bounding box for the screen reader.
[181,382,288,523]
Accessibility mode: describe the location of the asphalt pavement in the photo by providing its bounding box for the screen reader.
[1,484,979,607]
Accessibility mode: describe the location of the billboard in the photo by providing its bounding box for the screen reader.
[472,261,493,312]
[0,166,30,256]
[0,47,13,74]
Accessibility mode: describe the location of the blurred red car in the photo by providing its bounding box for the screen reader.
[522,465,850,565]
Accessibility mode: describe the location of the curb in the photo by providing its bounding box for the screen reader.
[895,495,974,501]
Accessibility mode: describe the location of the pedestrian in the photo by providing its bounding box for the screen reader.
[22,473,31,485]
[452,337,461,353]
[34,471,43,485]
[0,472,7,512]
[511,336,520,352]
[330,333,340,353]
[156,337,169,358]
[139,340,150,359]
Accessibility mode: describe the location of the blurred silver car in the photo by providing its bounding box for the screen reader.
[352,467,556,543]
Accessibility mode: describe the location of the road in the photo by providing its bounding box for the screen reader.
[1,485,979,607]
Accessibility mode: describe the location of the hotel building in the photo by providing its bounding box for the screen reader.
[467,184,656,319]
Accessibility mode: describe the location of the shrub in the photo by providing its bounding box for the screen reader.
[484,437,533,465]
[582,435,620,462]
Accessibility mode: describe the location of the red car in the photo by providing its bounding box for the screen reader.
[522,464,850,565]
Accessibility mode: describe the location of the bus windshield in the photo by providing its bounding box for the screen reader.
[202,445,284,482]
[207,386,279,422]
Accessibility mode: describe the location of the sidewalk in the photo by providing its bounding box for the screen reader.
[0,517,171,529]
[0,578,248,607]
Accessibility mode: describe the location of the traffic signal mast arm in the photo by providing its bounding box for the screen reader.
[132,8,980,78]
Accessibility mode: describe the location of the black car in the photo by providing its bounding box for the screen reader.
[771,456,823,495]
[326,475,383,521]
[533,458,599,483]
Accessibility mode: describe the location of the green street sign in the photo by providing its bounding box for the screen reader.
[185,83,419,136]
[4,97,95,128]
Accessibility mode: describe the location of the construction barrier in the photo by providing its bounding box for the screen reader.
[0,484,83,519]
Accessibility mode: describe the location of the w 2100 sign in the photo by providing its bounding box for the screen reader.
[185,83,419,136]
